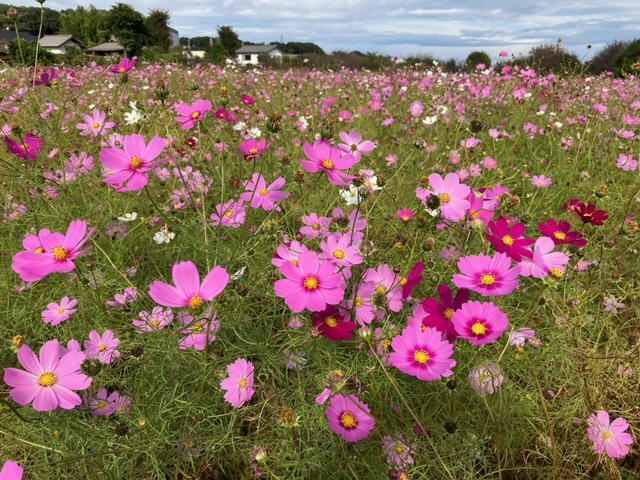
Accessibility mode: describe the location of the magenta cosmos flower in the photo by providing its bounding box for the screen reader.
[42,296,78,326]
[5,132,43,160]
[100,133,166,192]
[486,216,535,262]
[4,339,91,412]
[587,411,634,458]
[301,139,358,186]
[175,99,212,130]
[453,300,509,346]
[326,394,376,442]
[274,251,345,313]
[416,173,471,222]
[538,218,586,247]
[149,261,230,311]
[453,252,520,296]
[240,138,268,160]
[0,460,23,480]
[112,56,136,74]
[390,326,456,381]
[12,220,96,282]
[220,358,255,408]
[239,172,290,211]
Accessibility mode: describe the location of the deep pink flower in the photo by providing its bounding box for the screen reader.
[400,262,425,300]
[239,172,290,211]
[337,130,375,161]
[0,460,23,479]
[274,251,345,313]
[5,132,43,160]
[453,252,520,296]
[453,300,509,345]
[112,56,137,74]
[84,330,121,364]
[240,138,268,160]
[301,139,359,186]
[486,216,535,261]
[77,109,116,137]
[538,218,587,247]
[42,296,78,326]
[12,220,96,282]
[397,208,415,223]
[175,99,212,130]
[411,284,470,341]
[220,358,255,408]
[32,67,58,86]
[572,201,608,226]
[241,94,255,106]
[312,306,357,341]
[3,339,91,412]
[100,133,166,192]
[326,394,375,442]
[587,411,634,458]
[390,326,456,381]
[416,173,471,222]
[149,261,229,311]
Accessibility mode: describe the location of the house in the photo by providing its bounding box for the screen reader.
[86,41,125,57]
[38,35,83,54]
[236,45,283,65]
[0,29,37,51]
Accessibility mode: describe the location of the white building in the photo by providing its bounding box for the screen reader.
[236,45,283,65]
[38,35,83,54]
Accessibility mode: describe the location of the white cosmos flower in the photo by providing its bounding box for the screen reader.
[124,109,144,126]
[117,212,138,222]
[154,227,175,244]
[340,184,362,206]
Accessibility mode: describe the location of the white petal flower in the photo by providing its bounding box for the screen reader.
[117,212,138,222]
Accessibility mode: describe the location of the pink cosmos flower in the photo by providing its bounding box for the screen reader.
[84,330,121,364]
[220,358,255,408]
[326,394,375,442]
[210,199,246,228]
[106,287,138,308]
[453,252,520,296]
[3,339,91,412]
[587,411,634,458]
[397,208,414,223]
[100,133,166,192]
[486,216,535,262]
[77,109,116,137]
[300,212,331,240]
[42,296,78,326]
[382,434,416,468]
[0,460,23,479]
[239,172,290,211]
[301,139,358,186]
[337,130,375,162]
[177,307,221,350]
[531,175,553,188]
[149,261,229,311]
[274,251,345,313]
[320,233,364,268]
[133,307,174,332]
[363,263,404,313]
[241,94,255,106]
[519,237,570,279]
[409,101,424,117]
[390,326,456,381]
[416,173,471,222]
[453,300,509,345]
[272,241,310,269]
[175,99,212,130]
[5,132,43,160]
[617,153,638,171]
[240,138,268,160]
[509,327,538,346]
[411,284,470,341]
[469,362,503,397]
[112,56,137,74]
[84,388,124,416]
[12,220,96,282]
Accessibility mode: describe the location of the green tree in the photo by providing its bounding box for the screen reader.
[108,3,148,57]
[13,6,61,36]
[8,40,55,66]
[590,40,631,75]
[60,6,110,47]
[465,50,491,70]
[145,9,171,52]
[217,25,241,56]
[180,36,212,50]
[613,39,640,77]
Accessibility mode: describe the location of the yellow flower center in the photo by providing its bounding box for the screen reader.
[395,445,405,455]
[259,188,270,196]
[325,316,338,327]
[130,155,142,169]
[99,344,106,352]
[193,323,204,333]
[481,273,496,285]
[401,215,411,222]
[444,308,455,320]
[52,245,69,261]
[603,431,613,441]
[502,235,514,246]
[34,246,45,254]
[189,295,205,310]
[97,401,108,409]
[249,148,259,155]
[399,277,408,286]
[322,159,334,170]
[93,122,101,129]
[239,378,248,388]
[151,320,161,328]
[291,259,299,267]
[471,322,487,336]
[550,268,564,279]
[191,111,200,119]
[39,372,57,387]
[440,193,451,204]
[414,349,430,364]
[333,249,346,260]
[57,308,66,314]
[312,223,322,231]
[340,412,358,429]
[303,276,319,290]
[225,210,235,218]
[355,296,364,308]
[553,231,566,240]
[376,285,388,294]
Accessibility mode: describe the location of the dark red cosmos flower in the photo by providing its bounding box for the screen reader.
[412,284,470,341]
[401,262,425,299]
[313,306,357,341]
[538,218,587,247]
[486,216,535,261]
[215,108,230,121]
[568,201,608,226]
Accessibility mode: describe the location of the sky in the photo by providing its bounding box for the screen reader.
[10,0,640,60]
